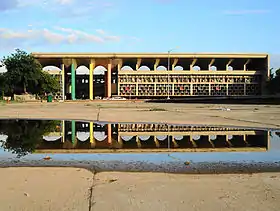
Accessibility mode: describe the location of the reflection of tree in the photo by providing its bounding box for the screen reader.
[0,120,59,157]
[276,132,280,138]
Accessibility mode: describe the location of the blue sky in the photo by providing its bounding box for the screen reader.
[0,0,280,68]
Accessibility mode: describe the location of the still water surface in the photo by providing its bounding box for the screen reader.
[0,119,279,165]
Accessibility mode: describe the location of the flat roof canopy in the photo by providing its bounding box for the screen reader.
[32,52,269,59]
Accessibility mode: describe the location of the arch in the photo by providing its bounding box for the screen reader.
[94,66,107,75]
[174,135,184,140]
[227,66,233,71]
[138,136,150,141]
[174,66,184,71]
[192,135,200,140]
[0,63,7,73]
[0,134,8,141]
[76,131,90,142]
[43,65,61,74]
[76,66,89,75]
[192,66,201,71]
[156,66,167,71]
[121,136,134,141]
[138,66,150,71]
[94,131,107,141]
[156,135,167,141]
[43,136,62,141]
[209,66,217,71]
[121,66,134,71]
[209,135,217,140]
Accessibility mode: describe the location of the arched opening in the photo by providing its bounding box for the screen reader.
[94,131,107,142]
[43,136,62,141]
[0,62,7,73]
[227,66,233,71]
[156,66,167,71]
[93,66,107,98]
[138,136,150,141]
[43,66,62,75]
[174,66,184,71]
[209,66,217,71]
[174,135,183,140]
[76,131,90,142]
[138,66,150,71]
[156,135,167,141]
[76,66,89,100]
[121,136,134,141]
[192,66,201,71]
[121,66,134,71]
[0,134,8,142]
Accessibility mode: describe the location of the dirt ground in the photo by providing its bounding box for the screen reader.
[0,101,280,129]
[0,168,280,211]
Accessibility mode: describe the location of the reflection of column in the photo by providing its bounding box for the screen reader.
[117,135,123,148]
[107,62,112,97]
[107,124,112,144]
[61,120,65,143]
[89,63,94,100]
[172,136,178,148]
[154,136,160,148]
[71,120,76,144]
[90,122,95,147]
[61,64,65,101]
[136,136,141,148]
[71,63,76,100]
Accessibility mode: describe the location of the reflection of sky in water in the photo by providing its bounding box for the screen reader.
[0,133,279,164]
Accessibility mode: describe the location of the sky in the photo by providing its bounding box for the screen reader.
[0,0,280,68]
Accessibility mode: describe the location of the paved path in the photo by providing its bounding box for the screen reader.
[0,101,280,129]
[1,168,280,211]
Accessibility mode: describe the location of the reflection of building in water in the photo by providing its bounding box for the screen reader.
[36,121,269,153]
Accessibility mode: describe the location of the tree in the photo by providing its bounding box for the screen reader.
[1,49,60,97]
[267,68,280,94]
[1,49,43,94]
[0,120,60,157]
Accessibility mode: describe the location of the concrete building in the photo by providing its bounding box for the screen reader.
[33,53,270,100]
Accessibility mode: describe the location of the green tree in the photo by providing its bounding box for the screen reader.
[1,49,42,94]
[267,68,280,94]
[1,49,60,97]
[0,120,60,157]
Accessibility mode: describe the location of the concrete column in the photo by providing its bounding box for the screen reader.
[61,120,65,143]
[61,64,65,101]
[71,120,76,144]
[90,122,95,148]
[71,63,76,100]
[107,62,112,98]
[107,124,112,145]
[89,62,95,100]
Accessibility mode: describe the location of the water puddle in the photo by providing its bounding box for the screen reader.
[0,119,279,173]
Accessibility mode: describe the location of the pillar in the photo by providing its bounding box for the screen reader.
[90,122,95,148]
[89,63,94,100]
[71,120,76,144]
[61,64,65,101]
[71,63,76,100]
[61,120,65,143]
[107,124,112,145]
[107,62,112,98]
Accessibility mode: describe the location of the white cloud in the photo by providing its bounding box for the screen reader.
[0,27,121,50]
[223,9,271,15]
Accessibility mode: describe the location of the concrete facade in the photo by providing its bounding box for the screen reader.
[33,53,270,100]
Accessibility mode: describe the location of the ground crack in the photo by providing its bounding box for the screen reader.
[88,171,97,211]
[97,108,100,121]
